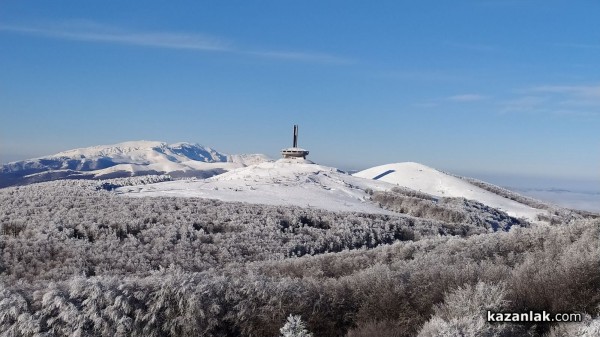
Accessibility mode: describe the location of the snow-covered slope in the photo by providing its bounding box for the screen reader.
[353,162,546,221]
[117,160,549,221]
[227,153,272,166]
[0,141,270,188]
[117,159,397,214]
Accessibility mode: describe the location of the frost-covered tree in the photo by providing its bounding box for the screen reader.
[1,180,599,337]
[280,314,313,337]
[417,282,523,337]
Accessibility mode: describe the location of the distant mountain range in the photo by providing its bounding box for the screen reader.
[0,141,269,188]
[3,140,594,220]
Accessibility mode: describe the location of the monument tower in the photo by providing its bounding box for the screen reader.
[281,125,309,159]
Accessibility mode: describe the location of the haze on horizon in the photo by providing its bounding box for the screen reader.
[1,1,599,188]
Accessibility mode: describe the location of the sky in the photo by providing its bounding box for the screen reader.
[1,0,599,189]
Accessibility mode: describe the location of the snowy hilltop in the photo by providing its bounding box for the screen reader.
[117,158,550,222]
[353,162,544,221]
[117,158,395,214]
[0,140,269,188]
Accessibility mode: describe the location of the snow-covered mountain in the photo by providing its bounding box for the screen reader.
[117,159,549,222]
[0,141,270,188]
[353,162,545,221]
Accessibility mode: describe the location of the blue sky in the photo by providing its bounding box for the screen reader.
[1,1,599,187]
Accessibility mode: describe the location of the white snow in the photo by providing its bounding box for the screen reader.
[227,153,272,166]
[353,162,546,221]
[117,159,397,214]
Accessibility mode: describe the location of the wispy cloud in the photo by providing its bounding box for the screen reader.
[0,21,352,64]
[412,102,439,108]
[530,85,600,100]
[0,22,230,51]
[549,110,599,117]
[525,85,600,109]
[413,93,488,109]
[448,94,489,102]
[245,50,353,64]
[498,84,600,117]
[554,43,600,50]
[369,69,468,82]
[477,0,530,7]
[500,96,548,113]
[444,41,499,53]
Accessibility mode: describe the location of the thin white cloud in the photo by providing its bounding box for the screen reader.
[555,43,600,50]
[245,50,353,64]
[448,94,488,102]
[373,70,466,82]
[530,85,600,100]
[413,102,439,108]
[499,90,600,118]
[500,96,547,113]
[0,23,231,51]
[444,41,498,53]
[413,93,488,108]
[550,110,599,117]
[0,21,351,64]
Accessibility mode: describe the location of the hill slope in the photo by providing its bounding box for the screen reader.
[353,162,546,221]
[117,158,396,214]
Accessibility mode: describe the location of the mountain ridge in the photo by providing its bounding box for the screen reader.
[1,141,583,224]
[0,140,270,188]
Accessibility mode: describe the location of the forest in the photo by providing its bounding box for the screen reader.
[1,178,599,336]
